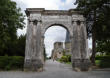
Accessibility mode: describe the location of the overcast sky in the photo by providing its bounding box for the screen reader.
[44,26,67,57]
[12,0,92,57]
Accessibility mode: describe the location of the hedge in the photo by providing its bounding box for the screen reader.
[95,55,110,68]
[0,56,24,70]
[95,55,110,60]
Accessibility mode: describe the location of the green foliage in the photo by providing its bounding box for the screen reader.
[95,60,101,66]
[75,0,110,65]
[15,35,26,56]
[95,55,110,60]
[0,0,25,56]
[60,56,68,62]
[0,35,26,56]
[99,60,110,68]
[0,56,24,70]
[95,55,110,68]
[67,55,71,62]
[96,40,110,55]
[75,0,110,39]
[59,55,71,63]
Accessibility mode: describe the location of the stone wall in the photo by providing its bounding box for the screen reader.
[65,42,71,55]
[51,42,64,59]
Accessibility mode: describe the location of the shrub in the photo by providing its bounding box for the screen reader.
[95,55,110,68]
[100,60,110,68]
[67,55,71,62]
[95,55,110,60]
[59,55,71,62]
[0,56,24,70]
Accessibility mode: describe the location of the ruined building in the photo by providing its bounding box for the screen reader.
[51,42,64,59]
[51,31,71,59]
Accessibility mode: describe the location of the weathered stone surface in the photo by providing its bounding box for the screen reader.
[24,8,91,71]
[65,42,71,55]
[51,42,64,59]
[24,59,43,71]
[72,59,91,71]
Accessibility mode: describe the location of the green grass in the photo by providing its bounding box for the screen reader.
[95,60,101,66]
[66,62,72,65]
[57,59,72,65]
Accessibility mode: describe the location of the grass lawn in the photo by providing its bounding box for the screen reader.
[95,60,101,66]
[66,62,72,65]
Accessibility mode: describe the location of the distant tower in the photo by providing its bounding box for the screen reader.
[65,31,70,42]
[65,31,71,55]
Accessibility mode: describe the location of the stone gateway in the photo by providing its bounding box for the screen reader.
[24,8,91,71]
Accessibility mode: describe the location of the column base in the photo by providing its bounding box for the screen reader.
[24,58,43,72]
[72,59,91,71]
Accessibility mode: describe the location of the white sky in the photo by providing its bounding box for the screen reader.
[12,0,92,57]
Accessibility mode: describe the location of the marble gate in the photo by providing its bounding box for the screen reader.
[24,8,91,71]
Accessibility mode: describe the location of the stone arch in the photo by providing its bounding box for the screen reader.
[42,22,73,38]
[43,23,71,37]
[24,8,91,71]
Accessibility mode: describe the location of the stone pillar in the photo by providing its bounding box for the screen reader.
[41,36,45,64]
[24,19,43,71]
[71,20,91,71]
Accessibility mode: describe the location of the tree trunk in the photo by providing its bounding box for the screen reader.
[90,31,96,65]
[90,9,97,66]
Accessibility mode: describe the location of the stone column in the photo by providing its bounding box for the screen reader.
[24,19,43,71]
[79,21,91,71]
[41,36,45,64]
[24,19,34,71]
[71,21,81,59]
[71,20,91,71]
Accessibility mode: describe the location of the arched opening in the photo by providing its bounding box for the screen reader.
[44,25,71,63]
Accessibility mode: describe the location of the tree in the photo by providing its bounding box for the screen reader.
[96,40,110,55]
[15,35,26,56]
[75,0,110,65]
[0,0,25,55]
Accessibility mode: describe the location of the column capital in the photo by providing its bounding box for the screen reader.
[28,18,42,25]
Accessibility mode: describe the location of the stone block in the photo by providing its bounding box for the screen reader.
[24,59,43,72]
[72,59,91,71]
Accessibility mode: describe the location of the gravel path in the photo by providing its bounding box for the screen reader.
[0,60,110,78]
